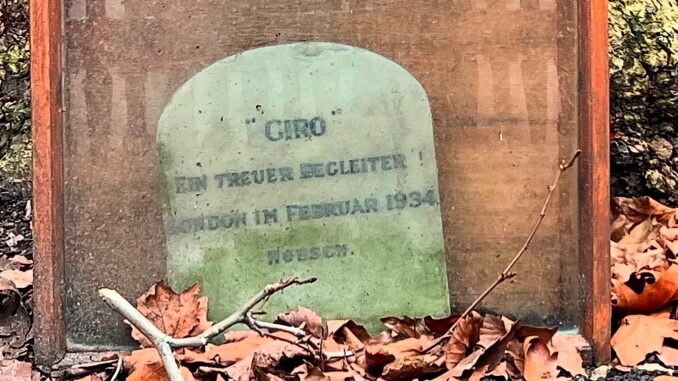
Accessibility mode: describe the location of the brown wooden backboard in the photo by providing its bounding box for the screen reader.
[31,0,610,364]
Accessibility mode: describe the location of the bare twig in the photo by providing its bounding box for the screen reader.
[423,150,581,353]
[99,276,317,381]
[109,356,123,381]
[245,313,307,338]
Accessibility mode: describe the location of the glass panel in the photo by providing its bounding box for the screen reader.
[63,0,579,348]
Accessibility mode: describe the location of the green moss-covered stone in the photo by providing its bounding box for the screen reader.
[157,43,449,329]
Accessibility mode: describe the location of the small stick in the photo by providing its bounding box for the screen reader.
[99,276,317,381]
[423,150,581,353]
[110,356,123,381]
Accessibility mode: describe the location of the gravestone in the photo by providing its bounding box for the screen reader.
[156,42,449,326]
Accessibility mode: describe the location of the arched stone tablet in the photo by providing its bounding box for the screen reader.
[157,42,448,327]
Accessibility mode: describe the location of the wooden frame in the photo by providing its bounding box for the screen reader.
[31,0,66,365]
[30,0,611,365]
[579,0,612,362]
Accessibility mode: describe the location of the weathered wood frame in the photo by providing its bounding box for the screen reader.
[30,0,611,365]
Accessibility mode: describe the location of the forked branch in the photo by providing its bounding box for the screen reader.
[99,276,317,381]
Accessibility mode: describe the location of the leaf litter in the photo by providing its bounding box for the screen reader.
[0,183,32,380]
[114,281,585,381]
[610,196,678,370]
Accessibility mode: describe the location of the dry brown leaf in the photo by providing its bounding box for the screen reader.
[444,311,483,369]
[8,256,31,266]
[449,315,510,378]
[614,197,676,225]
[364,345,396,373]
[380,316,432,341]
[454,315,522,379]
[303,367,358,381]
[125,348,196,381]
[662,227,678,241]
[181,331,297,366]
[74,373,108,381]
[0,269,31,289]
[277,306,325,338]
[469,360,510,381]
[225,355,255,381]
[430,369,460,381]
[130,282,212,347]
[423,314,460,336]
[326,320,371,351]
[505,338,524,374]
[611,314,678,366]
[364,337,423,374]
[381,354,440,381]
[477,315,510,348]
[0,360,31,381]
[658,346,678,367]
[523,336,559,381]
[550,333,586,376]
[251,340,310,372]
[620,219,661,245]
[612,265,678,313]
[654,377,678,381]
[128,366,195,381]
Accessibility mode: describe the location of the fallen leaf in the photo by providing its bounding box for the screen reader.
[0,269,31,289]
[125,348,195,381]
[130,282,212,347]
[74,373,108,381]
[444,311,483,369]
[450,314,510,378]
[180,331,297,366]
[277,306,326,338]
[380,316,431,340]
[612,265,678,313]
[455,315,522,379]
[364,338,423,374]
[469,360,510,381]
[654,376,678,381]
[550,333,586,376]
[381,354,440,381]
[303,367,358,381]
[523,336,558,381]
[424,314,460,335]
[611,314,678,366]
[325,320,371,351]
[0,360,31,381]
[253,339,310,370]
[8,256,31,266]
[614,197,676,225]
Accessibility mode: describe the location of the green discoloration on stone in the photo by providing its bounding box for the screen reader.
[157,42,449,324]
[173,217,447,332]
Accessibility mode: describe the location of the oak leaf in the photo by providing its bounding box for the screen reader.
[129,282,212,347]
